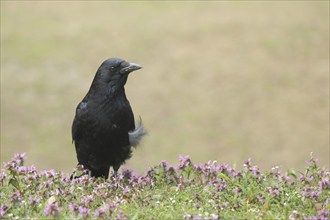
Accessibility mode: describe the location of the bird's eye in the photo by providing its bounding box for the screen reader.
[110,67,115,71]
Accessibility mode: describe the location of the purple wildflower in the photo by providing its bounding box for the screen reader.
[304,217,318,220]
[12,153,26,166]
[319,176,330,189]
[14,153,26,161]
[3,153,26,169]
[194,164,201,171]
[94,207,106,218]
[210,177,227,191]
[225,164,235,174]
[19,165,35,175]
[0,171,6,182]
[305,152,318,167]
[107,202,119,213]
[10,190,21,202]
[24,171,39,181]
[267,187,281,197]
[251,165,260,176]
[41,169,56,178]
[69,203,79,213]
[42,179,53,189]
[28,164,37,172]
[166,164,175,173]
[160,160,170,169]
[243,158,252,167]
[317,209,329,220]
[17,166,28,174]
[0,205,9,218]
[178,155,192,169]
[115,210,127,220]
[143,175,152,186]
[44,202,59,216]
[128,173,141,187]
[184,213,193,219]
[270,166,281,177]
[232,170,242,178]
[306,173,314,182]
[282,174,291,183]
[221,202,229,209]
[121,168,133,179]
[146,167,154,176]
[257,194,265,203]
[193,215,202,220]
[301,186,321,199]
[123,186,131,198]
[82,195,93,206]
[78,206,90,218]
[29,196,41,206]
[4,161,15,170]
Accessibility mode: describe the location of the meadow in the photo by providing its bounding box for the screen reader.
[0,153,329,219]
[1,2,329,175]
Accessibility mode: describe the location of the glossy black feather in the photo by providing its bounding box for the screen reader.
[72,58,145,179]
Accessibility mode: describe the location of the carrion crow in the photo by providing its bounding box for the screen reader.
[71,58,146,179]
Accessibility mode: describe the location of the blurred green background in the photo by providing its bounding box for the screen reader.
[1,1,329,174]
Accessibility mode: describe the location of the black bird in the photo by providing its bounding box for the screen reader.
[71,58,146,179]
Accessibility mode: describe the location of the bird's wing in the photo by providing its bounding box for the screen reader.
[129,107,136,131]
[72,101,88,143]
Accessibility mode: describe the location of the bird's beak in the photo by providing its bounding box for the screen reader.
[120,62,142,75]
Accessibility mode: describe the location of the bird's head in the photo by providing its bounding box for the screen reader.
[94,58,142,89]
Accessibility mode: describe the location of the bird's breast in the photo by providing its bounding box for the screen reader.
[87,98,132,132]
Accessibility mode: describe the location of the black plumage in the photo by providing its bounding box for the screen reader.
[72,58,146,179]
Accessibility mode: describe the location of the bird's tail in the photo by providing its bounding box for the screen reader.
[129,116,147,147]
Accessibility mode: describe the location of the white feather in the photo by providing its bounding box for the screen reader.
[129,116,147,147]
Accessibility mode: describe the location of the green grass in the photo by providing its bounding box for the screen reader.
[1,2,329,174]
[1,153,329,219]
